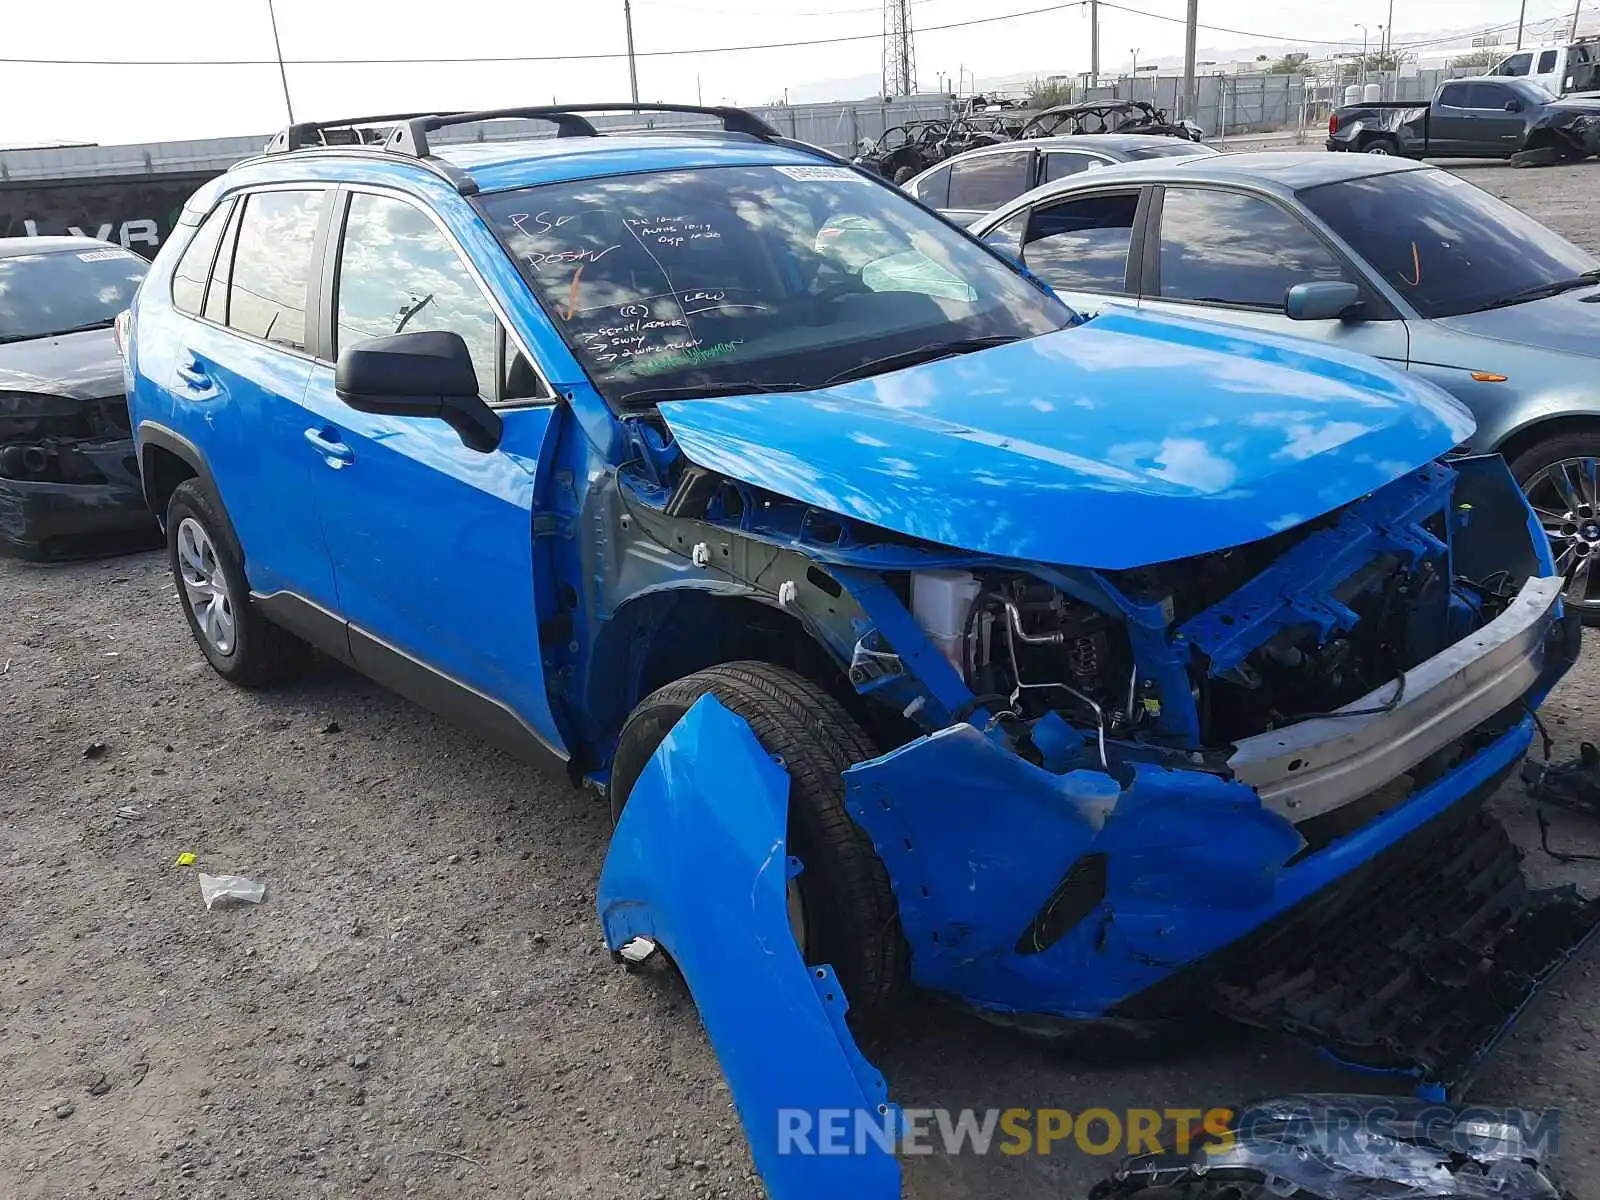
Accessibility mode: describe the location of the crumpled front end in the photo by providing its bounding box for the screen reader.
[0,390,154,559]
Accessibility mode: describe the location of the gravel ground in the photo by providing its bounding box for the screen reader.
[5,158,1600,1200]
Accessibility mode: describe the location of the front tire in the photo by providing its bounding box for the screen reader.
[609,661,906,1024]
[1509,431,1600,624]
[166,479,310,687]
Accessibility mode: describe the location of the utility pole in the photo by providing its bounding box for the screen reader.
[624,0,640,103]
[1516,0,1527,49]
[1090,0,1100,83]
[1181,0,1198,122]
[1385,0,1394,55]
[1572,0,1583,40]
[265,0,295,124]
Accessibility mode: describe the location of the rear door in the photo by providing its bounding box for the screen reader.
[298,186,567,755]
[1428,82,1477,154]
[942,146,1037,224]
[167,186,340,610]
[1137,185,1409,366]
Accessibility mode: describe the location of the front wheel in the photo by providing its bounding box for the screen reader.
[608,661,906,1025]
[1509,432,1600,624]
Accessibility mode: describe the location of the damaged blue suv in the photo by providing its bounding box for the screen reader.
[126,105,1590,1198]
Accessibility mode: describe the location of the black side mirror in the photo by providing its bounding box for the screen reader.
[1505,99,1522,112]
[335,330,502,453]
[1285,280,1363,322]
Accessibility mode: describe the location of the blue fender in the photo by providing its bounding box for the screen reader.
[596,695,901,1200]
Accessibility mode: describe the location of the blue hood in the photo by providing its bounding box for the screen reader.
[657,309,1474,569]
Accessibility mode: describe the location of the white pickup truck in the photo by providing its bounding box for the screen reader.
[1491,38,1600,96]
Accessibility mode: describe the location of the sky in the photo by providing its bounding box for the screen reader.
[1,0,1590,146]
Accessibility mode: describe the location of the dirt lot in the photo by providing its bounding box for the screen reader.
[5,158,1600,1200]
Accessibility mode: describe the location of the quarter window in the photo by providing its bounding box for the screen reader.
[947,150,1033,211]
[1020,192,1139,293]
[226,189,326,351]
[335,193,501,401]
[1156,188,1348,309]
[170,201,231,317]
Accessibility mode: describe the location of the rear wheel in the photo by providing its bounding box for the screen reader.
[1361,135,1398,155]
[166,479,310,686]
[609,661,906,1024]
[1509,431,1600,624]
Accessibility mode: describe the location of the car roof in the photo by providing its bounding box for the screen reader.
[907,133,1211,186]
[978,151,1433,228]
[0,235,126,258]
[236,132,831,196]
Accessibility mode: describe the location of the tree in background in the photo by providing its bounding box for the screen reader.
[1025,78,1076,108]
[1266,52,1312,74]
[1450,47,1501,70]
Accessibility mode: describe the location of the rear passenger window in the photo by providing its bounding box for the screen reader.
[913,165,951,208]
[1021,192,1140,293]
[335,193,502,401]
[227,190,326,351]
[947,150,1033,211]
[1538,50,1559,72]
[1438,83,1470,106]
[169,201,231,316]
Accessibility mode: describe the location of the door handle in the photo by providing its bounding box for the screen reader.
[304,426,355,468]
[175,356,211,390]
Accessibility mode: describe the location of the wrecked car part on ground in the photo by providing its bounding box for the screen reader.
[1018,99,1203,141]
[0,238,155,559]
[1090,1093,1572,1200]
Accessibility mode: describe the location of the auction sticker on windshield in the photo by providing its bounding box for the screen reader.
[775,165,871,183]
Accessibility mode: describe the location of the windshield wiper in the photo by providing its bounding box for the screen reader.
[617,380,812,408]
[1479,270,1600,311]
[822,335,1022,386]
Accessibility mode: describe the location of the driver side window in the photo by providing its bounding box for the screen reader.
[1155,188,1349,310]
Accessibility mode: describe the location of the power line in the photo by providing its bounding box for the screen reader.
[0,1,1084,66]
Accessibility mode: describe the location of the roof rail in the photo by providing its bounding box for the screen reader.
[265,112,462,153]
[383,103,784,158]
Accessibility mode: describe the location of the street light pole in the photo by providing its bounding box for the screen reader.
[624,0,640,103]
[1516,0,1527,50]
[265,0,295,124]
[1356,23,1369,86]
[1181,0,1198,122]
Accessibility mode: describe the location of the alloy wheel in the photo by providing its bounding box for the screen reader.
[176,517,237,655]
[1525,456,1600,612]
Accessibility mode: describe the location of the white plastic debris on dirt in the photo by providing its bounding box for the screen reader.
[199,874,266,909]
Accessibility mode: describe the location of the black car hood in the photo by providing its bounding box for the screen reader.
[0,328,123,401]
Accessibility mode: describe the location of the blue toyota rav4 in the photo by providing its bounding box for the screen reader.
[125,105,1589,1197]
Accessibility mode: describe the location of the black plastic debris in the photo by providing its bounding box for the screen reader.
[1091,1094,1571,1200]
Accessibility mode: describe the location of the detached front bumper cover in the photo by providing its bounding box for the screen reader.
[596,696,901,1200]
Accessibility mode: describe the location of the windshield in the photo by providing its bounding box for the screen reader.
[1298,168,1597,318]
[477,164,1070,405]
[0,246,147,343]
[1122,142,1214,160]
[1515,77,1560,101]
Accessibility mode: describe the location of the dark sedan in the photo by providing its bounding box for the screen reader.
[0,237,155,559]
[905,133,1216,225]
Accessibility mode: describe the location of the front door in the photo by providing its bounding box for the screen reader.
[1463,82,1531,154]
[301,188,568,754]
[1136,185,1410,366]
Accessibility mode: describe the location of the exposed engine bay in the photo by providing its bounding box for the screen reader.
[898,459,1546,768]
